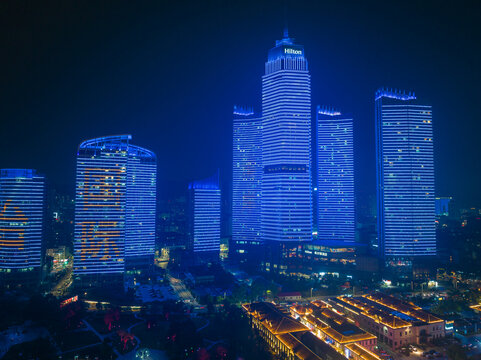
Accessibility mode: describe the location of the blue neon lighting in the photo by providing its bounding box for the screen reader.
[74,135,156,275]
[316,106,355,243]
[189,171,221,253]
[317,106,342,117]
[0,169,45,270]
[261,34,312,242]
[375,88,416,101]
[375,89,436,257]
[232,107,262,249]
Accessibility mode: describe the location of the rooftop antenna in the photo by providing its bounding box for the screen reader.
[283,0,289,38]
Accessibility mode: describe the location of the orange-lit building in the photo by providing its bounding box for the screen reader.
[329,293,445,349]
[243,302,345,360]
[0,169,45,287]
[290,302,377,352]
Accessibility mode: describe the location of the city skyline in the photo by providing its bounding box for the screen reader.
[1,1,479,209]
[0,3,480,360]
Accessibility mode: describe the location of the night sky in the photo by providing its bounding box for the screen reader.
[1,1,480,208]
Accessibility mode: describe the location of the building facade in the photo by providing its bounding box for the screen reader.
[0,169,45,286]
[261,31,312,243]
[188,172,221,258]
[375,89,436,260]
[232,105,263,260]
[329,293,445,349]
[317,106,355,243]
[125,144,157,269]
[74,135,156,280]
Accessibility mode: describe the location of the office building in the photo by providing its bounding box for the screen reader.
[74,135,156,281]
[232,105,262,260]
[261,30,312,243]
[375,89,436,260]
[317,106,355,243]
[0,169,45,286]
[188,171,221,259]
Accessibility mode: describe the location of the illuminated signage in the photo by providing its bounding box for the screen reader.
[284,48,302,55]
[60,295,79,308]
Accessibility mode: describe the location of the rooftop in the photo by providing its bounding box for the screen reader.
[243,302,308,335]
[332,297,411,329]
[346,343,382,360]
[364,293,443,324]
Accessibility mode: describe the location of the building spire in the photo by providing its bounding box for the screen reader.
[283,0,289,39]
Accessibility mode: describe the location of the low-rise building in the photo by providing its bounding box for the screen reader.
[278,292,303,302]
[243,301,381,360]
[290,302,377,352]
[329,293,445,349]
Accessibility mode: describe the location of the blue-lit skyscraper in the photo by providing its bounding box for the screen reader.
[188,172,221,258]
[317,106,355,243]
[0,169,45,279]
[74,135,156,279]
[375,89,436,258]
[232,106,262,259]
[125,144,157,269]
[261,31,312,242]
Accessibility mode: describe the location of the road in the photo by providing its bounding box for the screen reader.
[167,274,199,307]
[51,267,73,297]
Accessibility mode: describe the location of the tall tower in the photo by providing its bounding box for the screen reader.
[74,135,156,283]
[0,169,45,286]
[232,106,262,260]
[188,171,221,260]
[261,32,312,243]
[375,89,436,260]
[317,107,355,243]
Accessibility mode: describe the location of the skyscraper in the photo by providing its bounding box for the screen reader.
[317,106,355,243]
[261,31,312,243]
[375,89,436,259]
[232,106,262,259]
[74,135,156,280]
[0,169,45,285]
[125,144,157,269]
[188,172,221,258]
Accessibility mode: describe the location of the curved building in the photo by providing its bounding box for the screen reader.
[74,135,156,280]
[0,169,45,285]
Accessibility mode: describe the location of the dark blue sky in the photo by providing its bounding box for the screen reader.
[0,0,480,208]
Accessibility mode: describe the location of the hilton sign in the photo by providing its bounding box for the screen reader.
[284,48,302,55]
